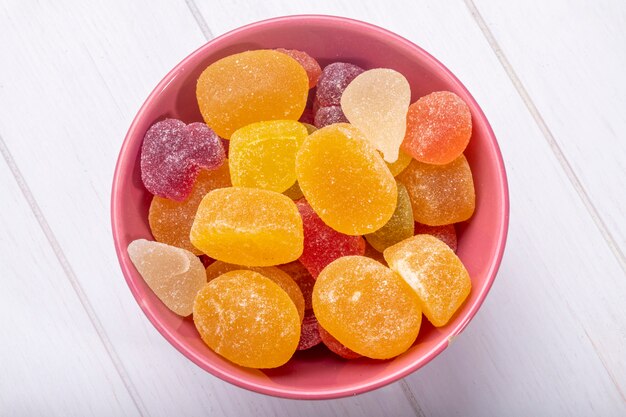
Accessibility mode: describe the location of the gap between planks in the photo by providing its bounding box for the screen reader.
[0,134,148,417]
[180,1,428,414]
[464,0,626,276]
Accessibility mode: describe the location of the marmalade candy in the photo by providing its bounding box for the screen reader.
[196,50,309,139]
[127,239,205,316]
[193,270,301,368]
[384,235,471,327]
[190,187,303,266]
[229,120,308,192]
[313,256,422,359]
[365,182,414,252]
[296,123,397,235]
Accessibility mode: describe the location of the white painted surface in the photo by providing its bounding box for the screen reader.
[0,0,624,416]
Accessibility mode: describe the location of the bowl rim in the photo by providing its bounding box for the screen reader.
[111,14,510,400]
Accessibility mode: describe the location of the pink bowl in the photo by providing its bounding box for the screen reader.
[111,15,509,399]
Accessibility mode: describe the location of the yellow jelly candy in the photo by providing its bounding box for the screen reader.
[398,155,475,226]
[190,187,303,266]
[384,235,471,327]
[196,50,309,139]
[313,256,422,359]
[193,270,301,368]
[205,261,305,321]
[341,69,411,163]
[365,182,414,252]
[296,123,397,235]
[229,120,308,192]
[127,239,205,316]
[386,150,412,177]
[149,165,231,255]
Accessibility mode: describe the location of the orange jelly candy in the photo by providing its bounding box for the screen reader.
[401,91,472,165]
[196,50,309,139]
[296,123,397,235]
[205,261,305,321]
[190,187,303,266]
[313,256,422,359]
[398,156,475,226]
[148,165,231,254]
[384,235,471,327]
[193,270,301,368]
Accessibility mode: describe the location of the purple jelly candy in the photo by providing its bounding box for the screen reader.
[314,106,349,128]
[315,62,364,107]
[141,119,225,201]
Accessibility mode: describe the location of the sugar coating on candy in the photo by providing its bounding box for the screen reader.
[278,261,315,310]
[190,188,303,266]
[127,239,205,316]
[313,256,422,359]
[196,50,309,139]
[401,91,472,165]
[313,105,348,128]
[229,120,308,192]
[205,261,305,321]
[365,182,414,252]
[297,311,322,350]
[341,69,411,163]
[296,199,365,278]
[193,270,301,368]
[317,323,361,359]
[141,119,225,201]
[414,222,458,252]
[386,150,412,177]
[149,164,231,255]
[275,48,322,89]
[316,62,364,107]
[283,181,305,200]
[384,235,471,327]
[296,123,397,235]
[398,156,475,226]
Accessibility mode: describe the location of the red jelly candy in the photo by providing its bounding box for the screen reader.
[318,323,361,359]
[314,105,348,128]
[276,48,322,89]
[278,261,315,310]
[296,199,366,278]
[141,119,225,201]
[316,63,364,107]
[299,108,315,125]
[297,311,322,350]
[414,222,458,252]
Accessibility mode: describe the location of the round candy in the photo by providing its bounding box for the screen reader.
[365,182,414,252]
[341,69,411,163]
[296,123,397,235]
[401,91,472,165]
[127,239,205,316]
[141,119,225,201]
[149,164,231,254]
[190,188,304,266]
[229,120,308,192]
[313,256,422,359]
[193,270,301,368]
[398,156,475,226]
[196,50,309,139]
[205,261,305,321]
[275,48,322,88]
[384,235,471,327]
[316,62,364,107]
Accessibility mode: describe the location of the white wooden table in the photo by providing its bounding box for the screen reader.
[1,1,625,415]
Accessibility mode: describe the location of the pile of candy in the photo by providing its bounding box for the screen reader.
[128,48,475,369]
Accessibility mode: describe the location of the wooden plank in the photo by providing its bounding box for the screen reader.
[187,1,626,415]
[0,1,419,416]
[0,155,140,416]
[469,0,626,257]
